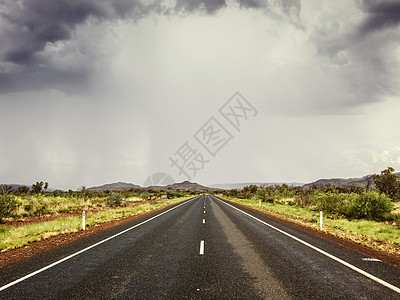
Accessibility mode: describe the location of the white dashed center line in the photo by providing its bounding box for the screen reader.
[199,240,204,255]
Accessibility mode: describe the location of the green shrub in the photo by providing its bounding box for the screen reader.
[166,190,184,199]
[295,189,315,207]
[381,213,400,222]
[312,192,355,215]
[24,204,33,212]
[140,192,156,201]
[265,196,275,203]
[107,193,123,206]
[347,191,394,221]
[0,194,16,222]
[34,203,48,216]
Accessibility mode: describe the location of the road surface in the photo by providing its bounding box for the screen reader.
[0,195,399,299]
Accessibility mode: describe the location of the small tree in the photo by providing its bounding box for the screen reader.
[32,181,44,194]
[0,185,13,194]
[364,176,374,191]
[256,187,268,202]
[79,186,87,201]
[0,193,16,222]
[373,167,400,201]
[17,185,30,194]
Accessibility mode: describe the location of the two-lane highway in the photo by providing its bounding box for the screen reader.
[0,195,399,299]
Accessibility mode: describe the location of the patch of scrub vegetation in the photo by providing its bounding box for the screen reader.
[0,196,191,251]
[220,195,400,253]
[0,182,199,251]
[218,167,400,254]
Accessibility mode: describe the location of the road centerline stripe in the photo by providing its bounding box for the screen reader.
[0,196,199,292]
[200,240,204,255]
[214,196,400,294]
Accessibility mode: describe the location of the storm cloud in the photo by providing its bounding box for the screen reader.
[0,0,159,65]
[307,0,400,113]
[0,0,158,94]
[0,0,301,94]
[358,0,400,35]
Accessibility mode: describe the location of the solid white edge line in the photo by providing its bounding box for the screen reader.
[214,196,400,294]
[200,240,204,255]
[0,196,199,292]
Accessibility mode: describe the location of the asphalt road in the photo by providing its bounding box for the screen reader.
[0,195,400,299]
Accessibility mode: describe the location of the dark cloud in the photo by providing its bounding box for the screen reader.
[0,0,158,94]
[308,1,400,113]
[358,0,400,35]
[0,0,301,95]
[237,0,263,9]
[175,0,226,14]
[238,0,300,11]
[237,0,301,22]
[2,1,106,65]
[0,63,92,95]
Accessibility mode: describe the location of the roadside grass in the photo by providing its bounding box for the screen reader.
[218,195,400,255]
[12,195,120,217]
[0,196,190,251]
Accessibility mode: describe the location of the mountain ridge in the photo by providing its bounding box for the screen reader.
[3,171,400,191]
[209,182,303,190]
[303,172,400,188]
[87,182,141,192]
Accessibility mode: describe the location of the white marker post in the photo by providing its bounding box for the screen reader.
[320,211,323,230]
[259,200,261,207]
[82,211,86,231]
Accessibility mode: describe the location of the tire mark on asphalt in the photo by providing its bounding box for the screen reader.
[210,199,292,299]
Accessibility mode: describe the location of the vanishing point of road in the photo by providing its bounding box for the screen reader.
[0,195,399,299]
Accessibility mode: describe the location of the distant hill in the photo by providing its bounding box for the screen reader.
[209,182,303,190]
[0,184,25,192]
[87,181,220,192]
[87,182,141,192]
[303,172,400,188]
[146,181,221,192]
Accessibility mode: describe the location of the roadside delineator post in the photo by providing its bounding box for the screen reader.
[320,211,323,230]
[259,200,261,207]
[82,211,86,231]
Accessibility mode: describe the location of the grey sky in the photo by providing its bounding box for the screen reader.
[0,0,399,190]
